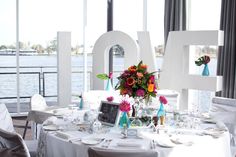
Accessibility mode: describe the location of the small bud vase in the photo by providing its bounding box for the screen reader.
[119,112,130,128]
[105,79,113,91]
[202,64,209,76]
[157,102,165,125]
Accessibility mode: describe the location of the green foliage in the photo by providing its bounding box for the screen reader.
[96,74,109,80]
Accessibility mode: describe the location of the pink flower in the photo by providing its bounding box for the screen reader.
[107,96,114,102]
[148,75,155,84]
[119,100,131,112]
[159,96,168,104]
[136,89,145,97]
[108,72,113,79]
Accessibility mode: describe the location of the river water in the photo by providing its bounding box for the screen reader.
[0,55,216,111]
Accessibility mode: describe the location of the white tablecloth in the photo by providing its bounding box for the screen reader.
[37,122,232,157]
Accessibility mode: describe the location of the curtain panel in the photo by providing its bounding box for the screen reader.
[217,0,236,98]
[164,0,186,46]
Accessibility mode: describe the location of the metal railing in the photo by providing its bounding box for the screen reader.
[0,66,92,100]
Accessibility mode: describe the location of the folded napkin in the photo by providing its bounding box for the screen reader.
[55,131,73,140]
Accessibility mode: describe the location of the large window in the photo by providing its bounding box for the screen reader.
[187,0,221,112]
[0,0,165,114]
[0,0,17,112]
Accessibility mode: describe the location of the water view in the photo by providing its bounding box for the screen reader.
[0,55,216,112]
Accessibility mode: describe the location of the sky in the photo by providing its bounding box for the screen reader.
[0,0,221,48]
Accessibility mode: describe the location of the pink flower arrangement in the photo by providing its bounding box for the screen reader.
[159,96,168,104]
[106,96,114,102]
[119,100,131,112]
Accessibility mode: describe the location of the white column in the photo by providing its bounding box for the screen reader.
[57,32,71,107]
[16,0,20,113]
[143,0,147,31]
[83,0,88,91]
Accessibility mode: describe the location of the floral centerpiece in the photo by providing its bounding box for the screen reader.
[115,61,157,100]
[195,55,210,76]
[157,96,168,125]
[115,61,157,126]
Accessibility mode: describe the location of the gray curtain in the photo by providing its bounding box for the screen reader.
[164,0,186,46]
[217,0,236,98]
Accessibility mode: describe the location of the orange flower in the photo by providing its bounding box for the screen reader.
[120,89,128,95]
[128,66,137,72]
[141,64,147,69]
[148,84,154,92]
[136,72,143,78]
[127,77,135,86]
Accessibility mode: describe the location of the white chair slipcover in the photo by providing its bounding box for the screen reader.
[0,128,31,157]
[23,94,53,139]
[0,103,15,132]
[209,96,236,157]
[0,105,38,157]
[82,90,120,110]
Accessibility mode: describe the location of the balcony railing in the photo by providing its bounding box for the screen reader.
[0,66,93,100]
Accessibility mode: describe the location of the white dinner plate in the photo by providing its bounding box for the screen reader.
[81,137,104,145]
[155,138,175,148]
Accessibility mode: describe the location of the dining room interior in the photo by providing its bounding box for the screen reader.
[0,0,236,157]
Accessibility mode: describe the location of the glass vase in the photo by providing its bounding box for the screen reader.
[105,79,113,91]
[202,64,209,76]
[130,98,143,127]
[157,102,165,125]
[119,112,130,128]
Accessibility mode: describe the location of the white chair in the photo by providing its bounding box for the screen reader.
[82,90,120,110]
[88,147,158,157]
[209,96,236,157]
[0,104,37,157]
[23,94,53,139]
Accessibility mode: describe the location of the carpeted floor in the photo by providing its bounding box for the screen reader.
[12,116,33,140]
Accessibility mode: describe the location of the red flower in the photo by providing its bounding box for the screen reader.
[108,72,113,79]
[127,77,135,86]
[159,96,168,104]
[148,75,155,84]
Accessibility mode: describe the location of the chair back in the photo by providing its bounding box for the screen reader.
[209,96,236,148]
[0,104,14,132]
[30,94,47,111]
[88,147,158,157]
[0,128,30,157]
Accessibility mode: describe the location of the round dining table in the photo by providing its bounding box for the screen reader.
[37,111,232,157]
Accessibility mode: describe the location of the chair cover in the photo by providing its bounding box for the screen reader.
[0,128,30,157]
[0,103,15,132]
[88,147,158,157]
[26,94,52,123]
[82,90,119,110]
[209,96,236,156]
